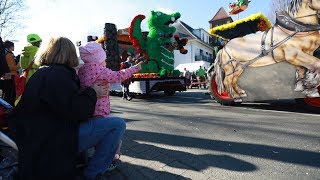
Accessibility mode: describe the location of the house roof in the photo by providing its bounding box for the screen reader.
[176,20,214,46]
[173,21,197,39]
[173,20,213,49]
[180,21,195,36]
[209,7,230,22]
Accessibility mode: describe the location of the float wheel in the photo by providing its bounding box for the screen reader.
[164,89,175,96]
[208,72,236,105]
[296,87,320,113]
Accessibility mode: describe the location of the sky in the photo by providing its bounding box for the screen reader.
[13,0,272,54]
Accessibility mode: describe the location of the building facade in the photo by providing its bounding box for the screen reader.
[173,21,214,73]
[173,7,233,73]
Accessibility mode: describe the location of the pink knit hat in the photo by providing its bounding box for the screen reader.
[79,42,106,64]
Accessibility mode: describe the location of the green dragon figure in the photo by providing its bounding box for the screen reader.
[129,11,188,77]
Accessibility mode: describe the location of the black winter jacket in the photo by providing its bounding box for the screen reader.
[8,64,97,180]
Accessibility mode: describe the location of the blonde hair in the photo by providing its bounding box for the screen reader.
[34,37,79,67]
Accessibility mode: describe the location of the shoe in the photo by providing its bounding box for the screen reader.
[113,153,121,165]
[126,96,132,101]
[106,161,117,172]
[114,153,121,160]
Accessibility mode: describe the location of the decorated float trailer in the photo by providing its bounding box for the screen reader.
[110,75,186,96]
[207,3,320,112]
[228,0,251,15]
[99,11,188,96]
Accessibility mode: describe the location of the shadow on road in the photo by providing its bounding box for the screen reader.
[131,90,320,115]
[139,91,212,105]
[123,138,257,172]
[108,90,320,178]
[237,100,319,115]
[124,130,320,170]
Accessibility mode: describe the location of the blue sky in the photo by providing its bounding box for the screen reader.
[15,0,272,53]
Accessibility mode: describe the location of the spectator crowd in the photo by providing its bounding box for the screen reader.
[181,65,208,89]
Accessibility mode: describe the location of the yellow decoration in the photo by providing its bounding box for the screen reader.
[209,13,272,40]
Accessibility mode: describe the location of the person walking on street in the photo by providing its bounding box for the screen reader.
[120,55,135,100]
[190,72,198,88]
[78,42,142,179]
[197,66,206,89]
[182,67,191,88]
[203,66,208,88]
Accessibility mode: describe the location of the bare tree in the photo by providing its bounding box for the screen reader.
[267,0,290,23]
[0,0,25,38]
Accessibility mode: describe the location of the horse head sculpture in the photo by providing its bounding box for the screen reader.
[213,0,320,102]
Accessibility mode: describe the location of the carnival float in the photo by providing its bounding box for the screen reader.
[228,0,251,15]
[207,0,320,112]
[96,11,189,96]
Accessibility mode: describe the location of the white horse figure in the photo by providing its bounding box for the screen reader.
[213,0,320,102]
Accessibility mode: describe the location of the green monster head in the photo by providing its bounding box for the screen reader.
[147,11,181,46]
[148,11,181,34]
[143,11,183,77]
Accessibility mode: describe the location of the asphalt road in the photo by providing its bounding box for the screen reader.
[108,89,320,180]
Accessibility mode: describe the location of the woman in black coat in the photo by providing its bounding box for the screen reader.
[8,37,106,179]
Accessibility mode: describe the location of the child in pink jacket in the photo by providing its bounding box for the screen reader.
[78,42,141,117]
[78,42,141,170]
